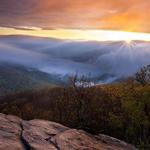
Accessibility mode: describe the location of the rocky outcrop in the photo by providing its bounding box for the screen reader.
[0,113,137,150]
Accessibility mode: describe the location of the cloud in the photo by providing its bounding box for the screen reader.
[0,35,150,78]
[0,0,149,33]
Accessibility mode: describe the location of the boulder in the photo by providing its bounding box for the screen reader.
[0,113,137,150]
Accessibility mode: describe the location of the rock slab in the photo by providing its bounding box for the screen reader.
[0,113,137,150]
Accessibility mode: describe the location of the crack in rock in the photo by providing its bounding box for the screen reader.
[45,137,60,150]
[20,122,31,150]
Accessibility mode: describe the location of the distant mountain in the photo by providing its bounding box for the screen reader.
[0,63,64,96]
[0,35,150,86]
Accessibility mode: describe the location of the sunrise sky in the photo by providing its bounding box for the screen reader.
[0,0,150,41]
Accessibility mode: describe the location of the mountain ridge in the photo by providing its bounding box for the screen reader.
[0,34,150,43]
[0,34,150,95]
[0,63,63,96]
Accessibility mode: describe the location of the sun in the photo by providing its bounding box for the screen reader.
[125,39,132,44]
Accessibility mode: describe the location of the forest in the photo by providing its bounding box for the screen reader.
[0,65,150,149]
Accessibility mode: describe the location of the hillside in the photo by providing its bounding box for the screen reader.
[0,113,136,150]
[0,83,149,149]
[0,63,63,96]
[0,35,150,84]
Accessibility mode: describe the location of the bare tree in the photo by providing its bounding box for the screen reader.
[69,74,93,89]
[135,64,150,86]
[68,74,93,128]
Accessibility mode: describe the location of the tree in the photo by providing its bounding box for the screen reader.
[69,74,93,89]
[68,74,93,128]
[135,64,150,86]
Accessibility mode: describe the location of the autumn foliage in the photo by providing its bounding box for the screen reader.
[0,80,149,149]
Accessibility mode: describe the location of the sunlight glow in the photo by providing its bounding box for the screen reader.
[125,39,132,44]
[0,27,150,42]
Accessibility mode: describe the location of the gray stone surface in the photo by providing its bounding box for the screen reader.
[0,113,137,150]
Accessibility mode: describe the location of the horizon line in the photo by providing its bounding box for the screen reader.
[1,27,150,42]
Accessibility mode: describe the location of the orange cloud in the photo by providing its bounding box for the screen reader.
[0,0,149,33]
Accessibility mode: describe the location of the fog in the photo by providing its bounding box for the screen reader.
[0,35,150,82]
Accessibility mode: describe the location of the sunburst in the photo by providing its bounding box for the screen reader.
[125,39,132,44]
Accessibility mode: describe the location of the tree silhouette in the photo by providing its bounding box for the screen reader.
[135,64,150,86]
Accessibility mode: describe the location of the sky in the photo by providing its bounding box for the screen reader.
[0,0,150,41]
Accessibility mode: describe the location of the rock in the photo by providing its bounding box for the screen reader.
[0,114,23,150]
[22,120,69,150]
[0,113,137,150]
